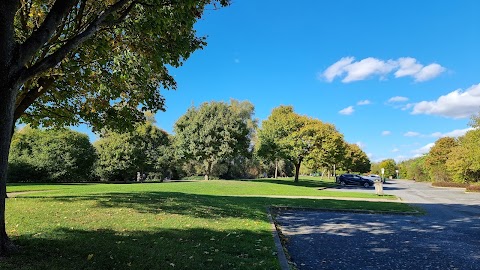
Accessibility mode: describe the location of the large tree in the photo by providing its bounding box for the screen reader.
[0,0,229,255]
[94,122,170,181]
[174,101,251,180]
[446,130,480,183]
[257,106,346,182]
[256,106,301,178]
[424,137,457,182]
[341,143,370,173]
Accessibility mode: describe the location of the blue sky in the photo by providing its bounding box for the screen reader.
[79,0,480,163]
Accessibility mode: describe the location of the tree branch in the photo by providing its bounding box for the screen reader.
[19,0,133,85]
[14,76,55,121]
[17,0,80,69]
[0,0,20,81]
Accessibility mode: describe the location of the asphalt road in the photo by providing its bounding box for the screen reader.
[275,179,480,269]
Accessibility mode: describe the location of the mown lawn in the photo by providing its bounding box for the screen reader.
[2,178,413,269]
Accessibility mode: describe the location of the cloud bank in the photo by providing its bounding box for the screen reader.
[321,57,445,83]
[412,83,480,119]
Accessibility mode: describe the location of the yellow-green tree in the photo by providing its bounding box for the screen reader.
[379,159,396,178]
[257,106,347,182]
[424,137,457,182]
[446,130,480,183]
[341,143,370,173]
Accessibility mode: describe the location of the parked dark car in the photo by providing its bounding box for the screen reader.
[336,174,373,188]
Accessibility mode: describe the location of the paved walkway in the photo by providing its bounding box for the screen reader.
[275,179,480,269]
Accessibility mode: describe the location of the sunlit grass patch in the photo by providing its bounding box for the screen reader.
[3,180,412,269]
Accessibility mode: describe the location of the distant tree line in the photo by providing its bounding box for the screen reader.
[8,100,371,183]
[397,114,480,184]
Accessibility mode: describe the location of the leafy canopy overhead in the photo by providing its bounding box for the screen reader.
[12,0,230,131]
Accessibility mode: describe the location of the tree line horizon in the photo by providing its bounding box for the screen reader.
[9,100,373,183]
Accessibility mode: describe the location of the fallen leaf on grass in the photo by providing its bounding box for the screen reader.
[87,254,94,260]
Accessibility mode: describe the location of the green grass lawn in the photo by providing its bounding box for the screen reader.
[2,178,413,269]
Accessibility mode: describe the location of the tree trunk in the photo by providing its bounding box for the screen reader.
[0,0,21,255]
[274,159,278,179]
[0,84,18,256]
[294,161,301,183]
[204,161,212,181]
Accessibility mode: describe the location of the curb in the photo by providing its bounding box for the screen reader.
[266,207,291,270]
[270,206,422,216]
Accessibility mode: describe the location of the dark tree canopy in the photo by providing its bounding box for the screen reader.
[174,100,252,180]
[8,126,96,182]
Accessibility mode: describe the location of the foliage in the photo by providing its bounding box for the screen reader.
[378,159,397,178]
[9,0,230,132]
[431,182,468,188]
[340,143,370,173]
[466,184,480,192]
[446,129,480,183]
[94,123,170,181]
[424,137,457,182]
[174,101,252,180]
[256,106,300,178]
[1,0,230,254]
[257,106,350,182]
[397,156,429,181]
[8,127,96,182]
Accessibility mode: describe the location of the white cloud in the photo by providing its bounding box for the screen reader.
[414,63,446,82]
[321,57,445,83]
[394,57,423,77]
[412,83,480,119]
[322,57,354,82]
[388,96,409,103]
[392,148,399,153]
[339,106,354,115]
[381,130,391,136]
[355,141,366,149]
[342,57,397,83]
[430,127,474,138]
[412,143,435,155]
[357,100,371,105]
[404,131,420,137]
[394,58,446,82]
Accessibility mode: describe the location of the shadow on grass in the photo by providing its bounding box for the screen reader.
[15,192,414,221]
[0,227,278,270]
[248,178,336,188]
[2,192,415,269]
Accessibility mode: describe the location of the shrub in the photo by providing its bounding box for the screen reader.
[432,182,468,188]
[466,184,480,192]
[8,127,96,182]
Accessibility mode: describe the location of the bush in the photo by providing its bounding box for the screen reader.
[432,182,468,188]
[8,127,96,182]
[466,184,480,192]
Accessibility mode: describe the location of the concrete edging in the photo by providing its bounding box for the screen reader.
[266,207,291,270]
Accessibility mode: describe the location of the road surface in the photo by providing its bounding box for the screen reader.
[275,179,480,269]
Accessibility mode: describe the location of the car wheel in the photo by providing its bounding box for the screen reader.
[363,182,369,188]
[340,181,346,187]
